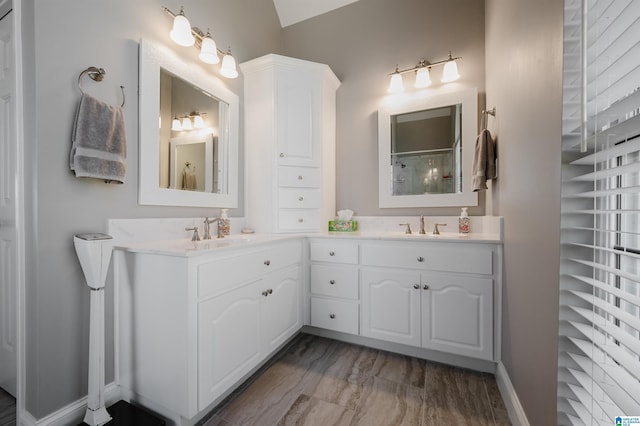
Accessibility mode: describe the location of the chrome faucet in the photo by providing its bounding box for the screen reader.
[204,214,224,239]
[433,223,447,235]
[419,215,426,234]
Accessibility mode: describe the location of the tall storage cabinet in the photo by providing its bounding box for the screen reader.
[241,54,340,233]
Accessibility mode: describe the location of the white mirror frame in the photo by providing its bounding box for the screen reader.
[378,87,478,208]
[139,38,239,207]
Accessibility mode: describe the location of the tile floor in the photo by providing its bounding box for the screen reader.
[198,333,511,426]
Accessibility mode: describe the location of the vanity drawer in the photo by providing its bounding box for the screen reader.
[278,166,321,188]
[360,243,493,275]
[309,241,359,264]
[278,210,320,231]
[310,265,359,300]
[278,187,321,209]
[310,297,359,335]
[197,241,302,299]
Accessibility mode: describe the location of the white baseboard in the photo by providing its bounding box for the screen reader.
[495,361,530,426]
[20,383,121,426]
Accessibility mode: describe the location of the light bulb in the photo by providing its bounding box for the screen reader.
[199,32,220,64]
[170,7,195,47]
[181,116,193,130]
[414,67,432,88]
[441,59,460,83]
[193,114,204,129]
[220,48,238,78]
[171,116,182,131]
[388,70,404,93]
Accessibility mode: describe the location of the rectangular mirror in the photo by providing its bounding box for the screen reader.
[139,39,239,207]
[378,88,478,208]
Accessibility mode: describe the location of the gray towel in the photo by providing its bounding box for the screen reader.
[471,129,496,191]
[70,93,127,183]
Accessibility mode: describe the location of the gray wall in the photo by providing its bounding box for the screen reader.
[24,0,283,418]
[485,0,562,424]
[281,0,486,216]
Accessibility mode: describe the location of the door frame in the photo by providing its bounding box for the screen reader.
[1,0,26,423]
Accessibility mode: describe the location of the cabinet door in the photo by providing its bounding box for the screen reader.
[421,273,493,361]
[276,68,320,167]
[262,266,302,353]
[360,268,421,346]
[198,280,263,410]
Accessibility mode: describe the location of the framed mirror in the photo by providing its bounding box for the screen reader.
[378,88,478,208]
[139,38,239,207]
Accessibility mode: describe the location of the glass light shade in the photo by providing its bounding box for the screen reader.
[193,114,205,129]
[181,116,193,130]
[171,117,182,131]
[441,60,460,83]
[199,34,219,64]
[220,50,238,78]
[170,13,195,47]
[414,67,432,88]
[388,72,404,93]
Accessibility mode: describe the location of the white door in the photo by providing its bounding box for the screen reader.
[360,268,421,347]
[197,280,263,410]
[421,273,493,361]
[0,7,17,397]
[262,266,301,353]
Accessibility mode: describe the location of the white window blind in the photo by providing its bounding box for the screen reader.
[559,0,640,424]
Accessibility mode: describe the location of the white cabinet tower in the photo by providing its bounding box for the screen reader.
[241,54,340,233]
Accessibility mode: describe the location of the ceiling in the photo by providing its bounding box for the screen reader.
[272,0,360,27]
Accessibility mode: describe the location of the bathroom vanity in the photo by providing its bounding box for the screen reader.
[114,237,304,421]
[111,218,502,425]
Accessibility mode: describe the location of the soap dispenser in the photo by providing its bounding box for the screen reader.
[459,207,470,234]
[220,209,230,235]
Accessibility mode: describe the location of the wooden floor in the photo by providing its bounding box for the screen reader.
[199,333,511,426]
[0,387,16,426]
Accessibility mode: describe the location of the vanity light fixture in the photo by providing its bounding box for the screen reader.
[163,6,238,78]
[172,112,207,131]
[388,52,461,93]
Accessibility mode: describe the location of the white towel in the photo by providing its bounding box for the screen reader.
[70,93,127,183]
[472,129,496,191]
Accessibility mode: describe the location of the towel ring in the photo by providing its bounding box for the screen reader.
[78,66,125,108]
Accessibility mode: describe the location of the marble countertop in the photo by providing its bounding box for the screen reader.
[114,230,502,257]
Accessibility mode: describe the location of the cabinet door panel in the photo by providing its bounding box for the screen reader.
[361,268,421,346]
[262,266,302,353]
[276,69,320,167]
[421,273,493,360]
[198,281,263,409]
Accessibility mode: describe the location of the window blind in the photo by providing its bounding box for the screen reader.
[559,0,640,424]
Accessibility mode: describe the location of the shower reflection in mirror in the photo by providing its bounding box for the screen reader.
[390,104,462,196]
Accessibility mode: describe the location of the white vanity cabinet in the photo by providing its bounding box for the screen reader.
[359,242,497,361]
[115,239,303,421]
[241,54,340,233]
[308,239,360,335]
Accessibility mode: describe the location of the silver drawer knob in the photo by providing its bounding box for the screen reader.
[417,256,424,262]
[423,285,430,290]
[329,314,336,319]
[280,153,285,158]
[329,251,335,256]
[298,196,304,201]
[298,218,304,223]
[329,280,336,285]
[262,290,269,296]
[413,284,420,289]
[297,175,303,180]
[264,260,271,266]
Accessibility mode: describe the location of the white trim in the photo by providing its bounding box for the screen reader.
[495,361,529,426]
[20,383,121,426]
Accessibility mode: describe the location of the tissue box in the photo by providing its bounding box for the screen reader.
[328,220,358,232]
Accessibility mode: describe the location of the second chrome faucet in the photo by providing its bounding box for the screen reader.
[204,213,225,239]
